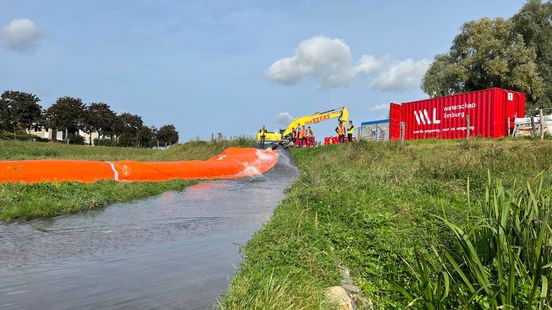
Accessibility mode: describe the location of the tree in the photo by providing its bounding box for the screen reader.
[45,97,86,144]
[82,103,116,145]
[115,113,143,147]
[511,0,552,109]
[0,90,42,139]
[157,124,179,146]
[137,125,156,148]
[422,17,544,110]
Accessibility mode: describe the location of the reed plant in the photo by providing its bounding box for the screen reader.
[396,175,551,309]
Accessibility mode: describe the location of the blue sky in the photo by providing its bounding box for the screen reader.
[0,0,526,141]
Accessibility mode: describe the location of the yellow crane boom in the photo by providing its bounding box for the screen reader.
[257,106,349,144]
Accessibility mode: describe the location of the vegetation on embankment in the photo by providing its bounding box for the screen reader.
[220,139,552,309]
[0,139,255,222]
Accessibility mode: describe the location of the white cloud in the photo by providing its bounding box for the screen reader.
[267,35,430,91]
[370,58,430,91]
[267,36,355,88]
[274,112,294,126]
[0,18,41,52]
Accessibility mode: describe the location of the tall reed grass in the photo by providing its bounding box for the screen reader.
[396,175,551,308]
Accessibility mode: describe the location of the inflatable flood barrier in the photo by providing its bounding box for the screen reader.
[0,147,278,183]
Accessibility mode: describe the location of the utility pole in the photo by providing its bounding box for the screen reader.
[466,115,471,139]
[400,122,405,143]
[507,117,511,136]
[531,111,537,138]
[540,109,545,140]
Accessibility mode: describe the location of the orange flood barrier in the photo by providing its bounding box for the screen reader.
[0,147,278,183]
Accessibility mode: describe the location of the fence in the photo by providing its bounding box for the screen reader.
[359,119,390,142]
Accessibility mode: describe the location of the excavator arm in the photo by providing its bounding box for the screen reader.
[256,106,349,145]
[282,107,349,137]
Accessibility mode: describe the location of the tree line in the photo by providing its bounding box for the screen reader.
[0,90,179,147]
[422,0,552,112]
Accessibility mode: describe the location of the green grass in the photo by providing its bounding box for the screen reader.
[0,180,196,221]
[0,139,256,222]
[220,139,552,309]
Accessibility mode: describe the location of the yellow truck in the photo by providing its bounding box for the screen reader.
[257,106,349,148]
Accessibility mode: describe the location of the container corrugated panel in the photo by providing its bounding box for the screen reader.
[389,103,401,140]
[389,88,525,140]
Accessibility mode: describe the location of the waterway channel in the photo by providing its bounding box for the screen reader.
[0,149,298,309]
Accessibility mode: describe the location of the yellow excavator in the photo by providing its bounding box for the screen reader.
[257,106,349,148]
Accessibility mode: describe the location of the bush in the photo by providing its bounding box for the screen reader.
[94,138,117,147]
[69,134,84,145]
[0,130,43,141]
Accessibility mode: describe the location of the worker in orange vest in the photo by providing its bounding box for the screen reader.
[335,121,345,143]
[308,126,314,146]
[299,126,307,147]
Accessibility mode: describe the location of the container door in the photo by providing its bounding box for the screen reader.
[517,92,526,118]
[503,90,528,135]
[506,91,516,134]
[389,103,401,140]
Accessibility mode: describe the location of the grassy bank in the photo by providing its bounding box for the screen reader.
[220,139,552,309]
[0,139,255,222]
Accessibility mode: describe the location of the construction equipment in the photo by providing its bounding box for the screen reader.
[257,107,349,148]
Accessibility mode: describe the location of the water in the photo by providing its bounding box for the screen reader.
[0,149,298,310]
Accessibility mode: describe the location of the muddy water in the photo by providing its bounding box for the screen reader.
[0,149,298,310]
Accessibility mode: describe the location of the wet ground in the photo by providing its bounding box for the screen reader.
[0,149,298,309]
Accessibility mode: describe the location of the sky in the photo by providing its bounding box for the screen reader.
[0,0,527,141]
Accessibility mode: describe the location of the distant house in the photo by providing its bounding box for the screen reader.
[78,129,101,145]
[27,127,64,141]
[27,127,102,145]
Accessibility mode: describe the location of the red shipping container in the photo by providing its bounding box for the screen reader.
[389,88,525,140]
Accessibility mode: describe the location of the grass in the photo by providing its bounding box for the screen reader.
[220,139,552,309]
[0,138,256,222]
[0,180,196,221]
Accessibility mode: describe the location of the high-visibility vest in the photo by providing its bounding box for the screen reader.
[337,125,345,135]
[299,129,306,138]
[308,129,314,137]
[347,125,354,134]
